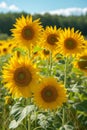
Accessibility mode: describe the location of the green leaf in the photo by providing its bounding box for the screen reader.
[9,120,19,129]
[10,103,23,115]
[73,100,87,112]
[10,104,35,129]
[60,125,74,130]
[33,45,42,52]
[10,102,23,121]
[17,105,35,123]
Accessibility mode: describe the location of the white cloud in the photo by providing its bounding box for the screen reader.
[0,1,7,8]
[42,8,87,16]
[9,5,19,11]
[0,1,19,11]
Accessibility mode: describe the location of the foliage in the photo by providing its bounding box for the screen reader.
[0,12,87,36]
[0,15,87,130]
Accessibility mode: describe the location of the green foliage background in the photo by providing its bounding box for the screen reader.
[0,12,87,130]
[0,12,87,36]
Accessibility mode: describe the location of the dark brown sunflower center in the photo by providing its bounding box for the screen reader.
[16,51,21,58]
[8,44,12,47]
[47,34,58,45]
[78,55,87,70]
[33,51,38,55]
[64,38,77,50]
[41,86,58,102]
[0,43,2,46]
[14,67,32,87]
[22,26,34,40]
[43,49,50,55]
[3,48,7,52]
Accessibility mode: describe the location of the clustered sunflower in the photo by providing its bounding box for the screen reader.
[1,15,87,111]
[0,39,16,56]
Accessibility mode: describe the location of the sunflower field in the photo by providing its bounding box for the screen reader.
[0,15,87,130]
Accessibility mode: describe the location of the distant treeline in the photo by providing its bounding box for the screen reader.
[0,12,87,36]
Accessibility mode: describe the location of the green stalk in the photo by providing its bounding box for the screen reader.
[28,45,32,58]
[46,59,49,76]
[49,51,52,76]
[62,57,67,126]
[27,115,31,130]
[33,126,42,130]
[62,107,65,126]
[64,57,67,87]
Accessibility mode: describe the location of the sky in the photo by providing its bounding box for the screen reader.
[0,0,87,16]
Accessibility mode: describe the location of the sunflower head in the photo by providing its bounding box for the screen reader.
[78,56,87,70]
[33,77,67,110]
[40,49,50,59]
[57,28,85,56]
[0,39,17,56]
[7,38,17,51]
[11,15,43,49]
[2,55,40,98]
[40,48,57,60]
[0,40,7,55]
[74,50,87,74]
[41,26,62,52]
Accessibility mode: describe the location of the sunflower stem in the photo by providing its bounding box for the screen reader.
[28,45,32,59]
[62,57,67,126]
[21,123,27,130]
[47,59,49,76]
[64,57,67,87]
[27,115,31,130]
[33,126,42,130]
[49,51,52,76]
[62,107,65,126]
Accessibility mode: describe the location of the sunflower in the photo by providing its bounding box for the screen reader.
[40,48,50,59]
[74,50,87,74]
[1,44,9,55]
[11,15,43,49]
[33,77,67,110]
[7,38,18,51]
[0,39,17,56]
[41,26,62,51]
[0,40,5,55]
[0,40,4,46]
[2,56,40,98]
[57,28,85,56]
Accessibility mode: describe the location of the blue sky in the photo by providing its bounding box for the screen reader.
[0,0,87,16]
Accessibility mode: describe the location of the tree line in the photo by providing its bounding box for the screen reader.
[0,12,87,36]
